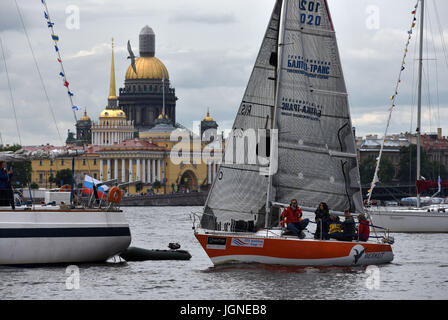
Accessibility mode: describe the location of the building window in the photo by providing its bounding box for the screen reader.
[93,159,97,165]
[39,173,43,184]
[82,159,86,166]
[94,173,97,179]
[61,159,64,166]
[39,160,42,166]
[50,160,54,166]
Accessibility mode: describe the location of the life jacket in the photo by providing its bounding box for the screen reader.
[328,221,342,234]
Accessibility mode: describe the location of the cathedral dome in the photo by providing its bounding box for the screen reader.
[203,110,214,122]
[80,110,91,121]
[100,109,126,119]
[125,57,169,80]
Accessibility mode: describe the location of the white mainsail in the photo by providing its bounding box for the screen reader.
[202,0,363,231]
[273,0,363,213]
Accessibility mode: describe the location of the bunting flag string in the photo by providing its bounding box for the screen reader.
[40,0,79,119]
[367,2,420,204]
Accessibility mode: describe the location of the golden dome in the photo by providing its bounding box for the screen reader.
[80,111,91,121]
[125,57,169,80]
[100,109,126,118]
[203,110,213,121]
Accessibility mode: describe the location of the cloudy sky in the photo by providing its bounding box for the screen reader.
[0,0,447,146]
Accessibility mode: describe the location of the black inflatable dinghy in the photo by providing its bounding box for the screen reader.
[120,245,191,262]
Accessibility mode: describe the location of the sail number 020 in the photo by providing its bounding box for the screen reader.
[299,1,322,26]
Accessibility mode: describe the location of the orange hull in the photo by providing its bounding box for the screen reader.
[195,230,393,266]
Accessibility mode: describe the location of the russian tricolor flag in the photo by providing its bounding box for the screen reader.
[82,175,109,199]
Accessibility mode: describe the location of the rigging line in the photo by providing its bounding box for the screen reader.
[0,36,22,146]
[41,0,78,122]
[13,0,63,145]
[432,0,448,70]
[367,0,420,204]
[427,3,441,130]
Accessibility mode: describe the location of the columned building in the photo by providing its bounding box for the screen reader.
[97,139,166,184]
[118,26,177,130]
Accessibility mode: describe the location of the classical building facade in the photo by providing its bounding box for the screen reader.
[30,28,221,195]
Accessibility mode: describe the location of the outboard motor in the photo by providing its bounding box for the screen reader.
[168,243,181,250]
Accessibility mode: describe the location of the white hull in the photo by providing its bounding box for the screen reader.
[0,207,131,265]
[368,206,448,233]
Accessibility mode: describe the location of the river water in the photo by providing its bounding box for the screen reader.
[1,206,447,300]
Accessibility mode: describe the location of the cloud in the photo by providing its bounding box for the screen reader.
[0,0,447,147]
[169,13,237,25]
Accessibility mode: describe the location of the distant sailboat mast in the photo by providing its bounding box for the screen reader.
[416,0,425,208]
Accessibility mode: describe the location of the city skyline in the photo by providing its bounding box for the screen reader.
[0,0,447,146]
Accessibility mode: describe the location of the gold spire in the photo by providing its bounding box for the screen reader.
[108,38,117,102]
[204,108,213,121]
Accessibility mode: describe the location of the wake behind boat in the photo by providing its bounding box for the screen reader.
[194,0,393,267]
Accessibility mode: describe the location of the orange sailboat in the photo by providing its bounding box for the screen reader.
[194,0,394,266]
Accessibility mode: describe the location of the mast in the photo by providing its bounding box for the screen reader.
[416,0,424,208]
[265,0,287,228]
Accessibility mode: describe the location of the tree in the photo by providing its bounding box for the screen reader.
[153,180,161,193]
[397,145,448,184]
[30,182,39,189]
[50,169,73,187]
[359,156,395,186]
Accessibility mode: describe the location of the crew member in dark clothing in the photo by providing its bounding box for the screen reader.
[314,202,330,240]
[330,210,355,242]
[0,161,14,209]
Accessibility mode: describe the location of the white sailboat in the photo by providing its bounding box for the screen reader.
[194,0,393,266]
[367,0,448,233]
[0,3,131,264]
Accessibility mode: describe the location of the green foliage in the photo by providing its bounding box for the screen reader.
[49,169,73,187]
[30,182,39,189]
[359,156,395,186]
[398,145,448,183]
[153,179,161,191]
